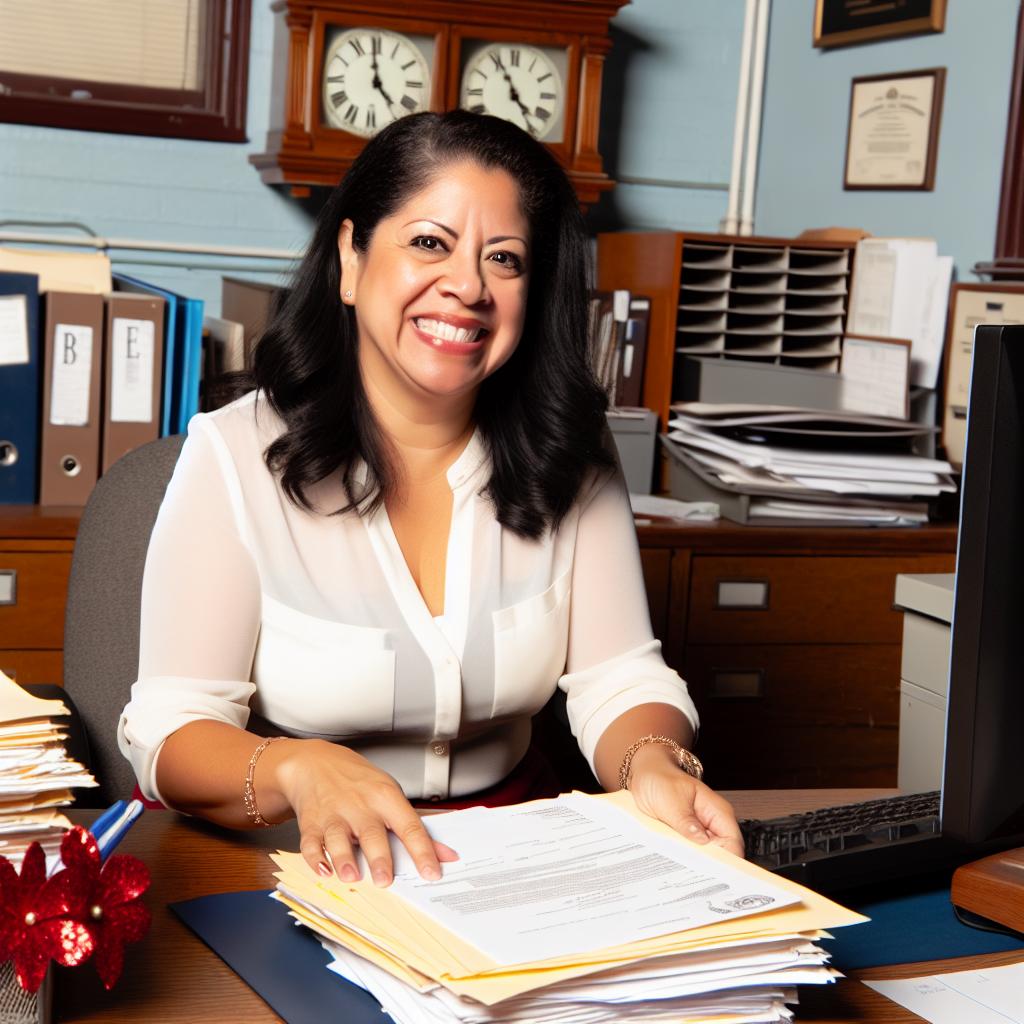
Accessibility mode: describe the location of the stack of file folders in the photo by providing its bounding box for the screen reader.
[271,791,866,1024]
[663,402,957,526]
[0,669,96,869]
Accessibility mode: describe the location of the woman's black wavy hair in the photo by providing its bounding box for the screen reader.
[254,109,613,538]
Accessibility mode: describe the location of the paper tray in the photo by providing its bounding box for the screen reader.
[659,435,928,526]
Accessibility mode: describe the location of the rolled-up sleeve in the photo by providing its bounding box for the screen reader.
[117,417,261,803]
[558,469,699,774]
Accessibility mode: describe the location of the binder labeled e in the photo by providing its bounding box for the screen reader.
[101,293,164,473]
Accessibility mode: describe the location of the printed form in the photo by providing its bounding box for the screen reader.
[384,793,797,965]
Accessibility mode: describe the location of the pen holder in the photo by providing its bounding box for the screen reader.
[0,963,51,1024]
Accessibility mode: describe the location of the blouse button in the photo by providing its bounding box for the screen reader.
[432,741,449,756]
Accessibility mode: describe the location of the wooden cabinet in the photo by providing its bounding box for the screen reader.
[639,521,957,789]
[0,507,80,685]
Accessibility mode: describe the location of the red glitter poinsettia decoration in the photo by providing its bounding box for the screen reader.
[0,841,94,993]
[0,825,150,993]
[57,825,151,990]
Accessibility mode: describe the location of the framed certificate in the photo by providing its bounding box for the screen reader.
[942,283,1024,467]
[844,68,945,190]
[814,0,946,49]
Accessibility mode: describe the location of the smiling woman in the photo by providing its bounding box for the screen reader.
[116,111,743,890]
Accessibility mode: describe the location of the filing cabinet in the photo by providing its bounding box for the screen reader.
[638,521,957,789]
[0,506,79,685]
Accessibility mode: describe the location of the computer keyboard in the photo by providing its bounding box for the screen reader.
[740,791,942,883]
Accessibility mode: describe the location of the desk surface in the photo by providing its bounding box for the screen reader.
[58,791,1024,1023]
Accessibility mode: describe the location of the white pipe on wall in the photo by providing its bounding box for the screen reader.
[721,0,758,235]
[0,229,298,261]
[740,0,771,236]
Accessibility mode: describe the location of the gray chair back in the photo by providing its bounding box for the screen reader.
[63,435,185,804]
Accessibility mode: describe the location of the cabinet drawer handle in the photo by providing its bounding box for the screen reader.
[0,569,16,606]
[715,579,769,609]
[709,670,764,699]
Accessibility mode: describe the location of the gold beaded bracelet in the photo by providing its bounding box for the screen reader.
[243,736,285,826]
[617,734,704,791]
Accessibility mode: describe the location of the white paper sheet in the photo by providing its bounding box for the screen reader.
[0,294,29,366]
[381,794,798,966]
[865,961,1024,1024]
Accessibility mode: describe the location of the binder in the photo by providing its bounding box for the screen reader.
[39,291,106,505]
[221,276,288,366]
[115,275,203,435]
[113,274,177,437]
[176,293,205,431]
[0,272,42,503]
[100,293,165,472]
[615,296,651,408]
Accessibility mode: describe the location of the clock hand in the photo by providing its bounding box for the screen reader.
[492,54,537,134]
[369,50,397,109]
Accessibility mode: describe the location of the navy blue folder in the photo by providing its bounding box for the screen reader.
[171,890,394,1024]
[0,272,41,503]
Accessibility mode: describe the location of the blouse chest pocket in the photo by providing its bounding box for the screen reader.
[252,595,396,736]
[491,570,571,718]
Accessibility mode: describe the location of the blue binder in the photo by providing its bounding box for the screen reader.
[0,272,41,503]
[113,275,204,435]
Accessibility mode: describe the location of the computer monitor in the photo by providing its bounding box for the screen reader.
[942,322,1024,847]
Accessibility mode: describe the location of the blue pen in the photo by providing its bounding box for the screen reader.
[88,800,127,845]
[96,799,145,861]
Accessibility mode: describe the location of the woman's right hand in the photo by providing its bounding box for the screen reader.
[274,738,458,886]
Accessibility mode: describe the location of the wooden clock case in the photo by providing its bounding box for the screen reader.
[249,0,628,204]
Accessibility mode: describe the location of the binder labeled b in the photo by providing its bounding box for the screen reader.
[39,291,105,506]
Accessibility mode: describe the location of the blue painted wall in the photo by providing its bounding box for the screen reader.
[588,0,746,233]
[1,2,1018,298]
[755,0,1018,278]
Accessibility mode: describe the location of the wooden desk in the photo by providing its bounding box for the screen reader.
[57,792,1024,1023]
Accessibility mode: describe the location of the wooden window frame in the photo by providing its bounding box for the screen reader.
[0,0,251,142]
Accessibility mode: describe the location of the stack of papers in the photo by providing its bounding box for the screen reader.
[271,791,867,1024]
[666,403,956,525]
[0,669,96,866]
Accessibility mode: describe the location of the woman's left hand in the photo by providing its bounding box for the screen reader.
[626,743,744,858]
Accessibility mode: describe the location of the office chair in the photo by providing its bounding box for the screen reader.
[63,434,185,805]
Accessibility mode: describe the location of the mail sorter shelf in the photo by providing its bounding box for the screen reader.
[597,231,857,426]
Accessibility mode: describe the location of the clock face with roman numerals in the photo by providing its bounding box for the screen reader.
[322,28,430,138]
[459,43,563,141]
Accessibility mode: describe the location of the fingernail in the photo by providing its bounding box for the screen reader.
[340,863,358,882]
[422,864,441,881]
[688,824,709,842]
[372,868,390,887]
[317,861,332,877]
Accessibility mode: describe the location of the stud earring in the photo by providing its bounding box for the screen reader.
[344,290,352,298]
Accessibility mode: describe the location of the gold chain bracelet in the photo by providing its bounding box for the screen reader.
[243,736,285,826]
[617,734,704,791]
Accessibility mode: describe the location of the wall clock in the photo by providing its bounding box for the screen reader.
[250,0,629,207]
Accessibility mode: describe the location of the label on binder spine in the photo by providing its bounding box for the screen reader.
[50,323,94,426]
[110,317,154,423]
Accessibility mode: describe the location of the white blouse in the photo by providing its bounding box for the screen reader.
[117,391,698,803]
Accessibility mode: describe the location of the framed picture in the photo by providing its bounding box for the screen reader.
[942,283,1024,467]
[814,0,946,49]
[844,68,945,190]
